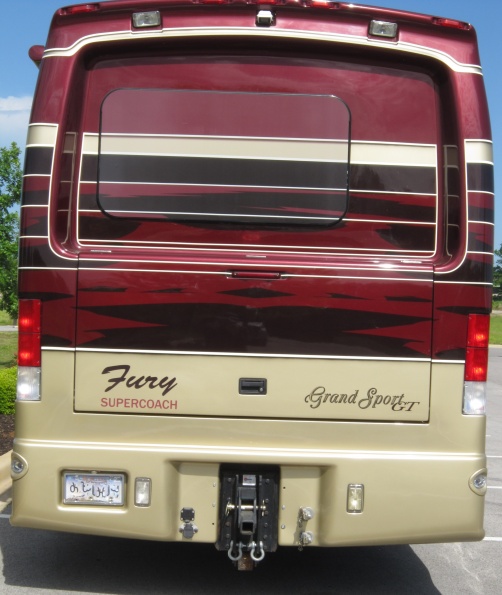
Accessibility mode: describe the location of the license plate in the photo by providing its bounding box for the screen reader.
[63,473,125,506]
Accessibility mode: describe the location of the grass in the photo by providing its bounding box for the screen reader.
[490,315,502,345]
[0,332,17,369]
[0,310,14,325]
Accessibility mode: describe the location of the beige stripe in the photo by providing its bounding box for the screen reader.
[26,123,58,146]
[352,142,436,166]
[42,28,483,75]
[465,140,493,164]
[86,134,349,162]
[83,134,436,167]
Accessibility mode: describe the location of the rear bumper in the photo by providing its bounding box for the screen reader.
[10,441,486,546]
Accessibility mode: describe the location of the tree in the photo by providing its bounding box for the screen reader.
[0,143,22,320]
[494,243,502,299]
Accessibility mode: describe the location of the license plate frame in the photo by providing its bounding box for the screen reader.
[63,472,125,506]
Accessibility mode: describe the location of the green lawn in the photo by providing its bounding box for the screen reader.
[0,310,14,325]
[0,332,17,369]
[490,314,502,345]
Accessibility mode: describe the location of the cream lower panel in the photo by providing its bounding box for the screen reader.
[74,352,431,422]
[11,444,485,546]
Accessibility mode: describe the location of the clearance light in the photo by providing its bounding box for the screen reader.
[306,0,340,8]
[256,9,275,27]
[432,17,471,31]
[369,20,398,39]
[135,478,152,506]
[191,0,341,6]
[62,4,100,15]
[17,299,42,401]
[463,314,490,415]
[347,484,364,513]
[132,11,161,28]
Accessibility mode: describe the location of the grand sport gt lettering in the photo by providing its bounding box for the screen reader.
[305,386,420,412]
[101,365,178,396]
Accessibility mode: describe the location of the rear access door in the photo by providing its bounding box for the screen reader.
[73,48,436,423]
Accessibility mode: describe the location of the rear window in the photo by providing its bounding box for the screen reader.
[95,89,350,226]
[77,52,438,256]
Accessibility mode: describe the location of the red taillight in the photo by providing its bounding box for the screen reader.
[465,347,488,382]
[432,17,471,31]
[465,314,490,382]
[306,0,340,8]
[18,299,41,367]
[62,4,100,15]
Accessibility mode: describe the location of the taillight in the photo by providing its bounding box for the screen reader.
[464,314,489,382]
[17,299,42,402]
[463,314,490,415]
[18,299,41,367]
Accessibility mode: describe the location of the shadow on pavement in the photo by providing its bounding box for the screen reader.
[0,523,440,594]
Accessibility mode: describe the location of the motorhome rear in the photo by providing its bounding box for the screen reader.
[12,0,493,567]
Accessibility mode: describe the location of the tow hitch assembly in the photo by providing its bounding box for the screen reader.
[216,465,279,569]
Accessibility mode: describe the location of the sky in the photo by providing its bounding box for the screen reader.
[1,0,500,249]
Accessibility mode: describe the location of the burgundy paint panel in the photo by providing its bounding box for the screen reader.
[75,267,433,357]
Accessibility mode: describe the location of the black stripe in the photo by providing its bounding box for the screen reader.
[96,154,348,190]
[467,231,493,253]
[21,214,48,237]
[350,164,436,194]
[468,204,494,223]
[18,241,76,269]
[467,163,494,193]
[84,154,437,196]
[82,154,98,182]
[376,226,435,251]
[24,147,53,176]
[437,256,492,283]
[22,190,50,206]
[348,194,436,222]
[98,190,347,223]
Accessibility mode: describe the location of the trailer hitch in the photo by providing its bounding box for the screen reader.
[217,465,279,568]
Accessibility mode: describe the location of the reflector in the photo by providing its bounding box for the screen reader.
[17,366,41,402]
[463,382,486,415]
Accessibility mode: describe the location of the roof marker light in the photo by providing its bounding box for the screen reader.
[132,11,161,28]
[432,17,471,31]
[62,3,100,15]
[369,20,398,39]
[256,9,275,27]
[306,0,340,8]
